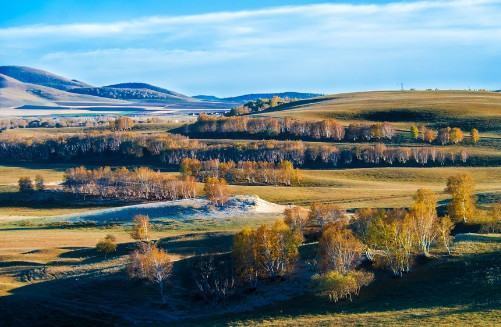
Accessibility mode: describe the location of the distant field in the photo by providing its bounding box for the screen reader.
[256,90,501,132]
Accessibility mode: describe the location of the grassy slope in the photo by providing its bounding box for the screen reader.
[255,90,501,132]
[202,234,501,326]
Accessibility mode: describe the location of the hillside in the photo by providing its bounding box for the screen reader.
[0,73,122,109]
[0,66,90,91]
[255,90,501,132]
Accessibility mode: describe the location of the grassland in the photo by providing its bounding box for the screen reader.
[255,90,501,132]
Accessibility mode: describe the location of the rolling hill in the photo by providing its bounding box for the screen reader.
[254,90,501,132]
[0,66,90,91]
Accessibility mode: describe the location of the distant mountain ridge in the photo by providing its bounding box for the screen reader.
[194,92,323,104]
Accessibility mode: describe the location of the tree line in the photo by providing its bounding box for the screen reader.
[228,96,299,116]
[183,115,395,142]
[181,158,301,186]
[63,166,197,201]
[0,132,475,168]
[410,125,480,145]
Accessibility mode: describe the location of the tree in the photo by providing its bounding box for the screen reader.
[445,174,476,223]
[130,215,151,242]
[449,127,464,144]
[470,128,480,144]
[34,175,45,191]
[110,116,134,131]
[318,224,364,273]
[96,234,117,258]
[233,219,303,281]
[436,216,454,254]
[204,177,229,206]
[311,270,374,303]
[309,203,347,228]
[423,129,437,143]
[410,125,419,140]
[283,206,310,231]
[18,177,33,192]
[128,245,172,303]
[409,189,438,256]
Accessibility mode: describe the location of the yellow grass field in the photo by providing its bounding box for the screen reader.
[256,90,501,123]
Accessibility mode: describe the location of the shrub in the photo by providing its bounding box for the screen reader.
[18,176,33,192]
[312,270,374,302]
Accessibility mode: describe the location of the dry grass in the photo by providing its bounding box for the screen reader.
[230,167,501,207]
[257,90,501,122]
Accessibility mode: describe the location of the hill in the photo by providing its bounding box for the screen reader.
[254,90,501,132]
[194,92,322,104]
[0,66,90,91]
[0,73,122,109]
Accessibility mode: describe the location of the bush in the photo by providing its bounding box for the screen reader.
[311,270,374,302]
[18,177,33,192]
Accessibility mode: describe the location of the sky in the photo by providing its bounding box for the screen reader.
[0,0,500,96]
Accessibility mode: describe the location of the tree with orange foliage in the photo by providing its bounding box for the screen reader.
[204,177,229,206]
[449,127,464,144]
[283,206,310,231]
[130,214,151,242]
[309,203,347,228]
[128,245,172,303]
[470,128,479,144]
[318,223,364,273]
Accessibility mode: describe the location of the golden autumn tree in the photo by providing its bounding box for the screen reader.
[445,174,476,223]
[283,206,310,231]
[128,245,172,303]
[436,216,455,254]
[130,214,151,242]
[204,177,229,206]
[409,189,438,256]
[233,227,258,286]
[96,234,117,258]
[449,127,464,144]
[470,128,480,144]
[318,223,364,273]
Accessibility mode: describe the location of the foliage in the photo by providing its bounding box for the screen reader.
[409,189,438,256]
[410,125,419,139]
[128,244,172,303]
[181,158,301,186]
[109,116,134,131]
[309,203,347,228]
[470,128,480,144]
[18,176,33,192]
[436,216,455,254]
[283,206,310,232]
[233,220,303,282]
[96,234,117,258]
[318,223,364,273]
[204,177,229,206]
[445,174,476,223]
[130,215,151,242]
[64,166,197,201]
[311,270,374,303]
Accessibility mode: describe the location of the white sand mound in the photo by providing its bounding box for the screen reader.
[55,195,285,223]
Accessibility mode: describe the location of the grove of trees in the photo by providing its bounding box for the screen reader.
[181,158,301,186]
[63,166,197,201]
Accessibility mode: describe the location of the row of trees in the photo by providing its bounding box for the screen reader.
[181,158,301,186]
[0,132,474,168]
[63,166,197,201]
[185,115,395,142]
[410,125,479,145]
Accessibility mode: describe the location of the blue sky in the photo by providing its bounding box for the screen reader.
[0,0,500,96]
